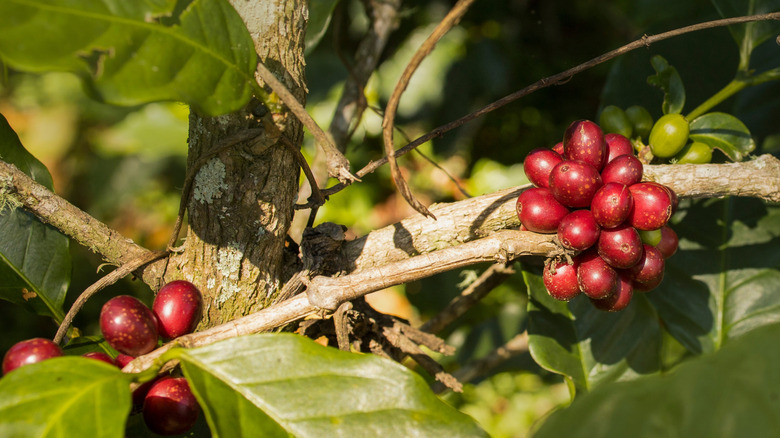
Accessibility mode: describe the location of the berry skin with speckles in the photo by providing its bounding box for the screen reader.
[516,187,570,233]
[563,120,607,171]
[548,160,603,208]
[591,272,634,312]
[2,338,63,375]
[524,148,563,189]
[629,244,666,291]
[100,295,159,357]
[153,280,204,340]
[628,182,673,230]
[143,377,200,436]
[543,259,581,301]
[557,210,600,251]
[591,182,633,229]
[604,133,634,163]
[577,250,619,299]
[600,154,643,187]
[552,141,564,155]
[597,224,644,269]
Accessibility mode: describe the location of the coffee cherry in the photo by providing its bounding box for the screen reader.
[597,224,644,269]
[100,295,159,357]
[604,133,634,163]
[563,120,606,171]
[656,225,679,259]
[524,148,563,188]
[638,228,663,246]
[143,377,199,436]
[153,280,203,340]
[600,154,643,187]
[548,160,603,208]
[115,354,135,369]
[516,188,570,233]
[83,352,117,366]
[646,181,678,214]
[3,338,63,375]
[543,260,581,301]
[590,272,633,312]
[649,114,689,158]
[577,250,619,299]
[628,182,673,230]
[673,141,712,164]
[552,141,564,155]
[590,182,633,229]
[599,105,633,138]
[629,245,665,291]
[557,210,600,251]
[625,105,653,140]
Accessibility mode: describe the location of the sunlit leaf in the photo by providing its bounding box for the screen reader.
[689,112,756,161]
[171,333,488,437]
[647,55,685,114]
[0,0,257,116]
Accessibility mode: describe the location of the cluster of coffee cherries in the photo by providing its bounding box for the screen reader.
[2,280,204,436]
[518,120,679,311]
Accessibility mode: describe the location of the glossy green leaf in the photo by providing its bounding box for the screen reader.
[689,112,756,161]
[647,55,685,114]
[648,198,780,354]
[0,114,70,321]
[532,322,780,438]
[524,268,661,396]
[305,0,341,54]
[0,357,132,438]
[711,0,780,68]
[0,0,257,116]
[171,333,488,437]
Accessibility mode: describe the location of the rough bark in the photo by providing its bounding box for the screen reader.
[161,0,308,327]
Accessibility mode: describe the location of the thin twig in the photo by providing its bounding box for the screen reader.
[309,11,780,202]
[382,0,476,219]
[53,250,168,345]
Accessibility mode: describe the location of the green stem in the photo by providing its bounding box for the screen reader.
[685,80,746,121]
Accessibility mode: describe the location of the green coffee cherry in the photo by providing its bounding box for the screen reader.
[649,113,689,158]
[639,228,663,246]
[599,105,633,138]
[674,141,713,164]
[625,105,653,140]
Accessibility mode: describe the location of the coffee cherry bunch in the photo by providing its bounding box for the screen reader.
[2,280,204,436]
[519,120,679,312]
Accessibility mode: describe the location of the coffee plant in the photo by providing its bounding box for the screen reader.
[0,0,779,437]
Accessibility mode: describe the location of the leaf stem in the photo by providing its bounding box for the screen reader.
[685,80,746,120]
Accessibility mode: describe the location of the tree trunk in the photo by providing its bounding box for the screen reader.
[163,0,307,327]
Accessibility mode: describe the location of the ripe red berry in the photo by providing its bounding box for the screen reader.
[557,210,600,250]
[629,244,665,291]
[524,148,563,188]
[543,260,581,301]
[656,225,679,259]
[153,280,204,340]
[548,160,603,208]
[563,120,606,171]
[2,338,63,375]
[600,154,643,186]
[628,182,673,230]
[590,272,633,312]
[577,251,619,299]
[597,224,644,269]
[100,295,159,357]
[604,133,634,163]
[552,141,564,155]
[516,187,570,233]
[591,182,633,229]
[115,354,135,369]
[83,352,117,367]
[143,377,200,436]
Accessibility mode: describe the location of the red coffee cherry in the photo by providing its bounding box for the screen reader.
[629,244,666,291]
[604,133,634,163]
[591,182,633,229]
[516,187,570,233]
[83,352,117,367]
[563,120,607,171]
[597,224,644,269]
[577,250,619,299]
[548,160,603,208]
[600,154,643,186]
[143,377,200,436]
[153,280,204,340]
[543,259,581,301]
[552,141,564,155]
[628,182,673,230]
[2,338,63,375]
[557,210,600,251]
[100,295,159,357]
[590,272,633,312]
[655,225,679,259]
[524,148,563,189]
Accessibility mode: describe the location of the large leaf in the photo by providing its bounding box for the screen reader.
[170,333,488,437]
[0,0,257,116]
[689,112,756,161]
[0,357,132,438]
[646,55,685,114]
[532,322,780,438]
[711,0,780,68]
[524,268,661,396]
[0,114,70,321]
[305,0,341,54]
[648,198,780,354]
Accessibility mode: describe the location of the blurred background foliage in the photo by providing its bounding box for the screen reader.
[1,0,778,436]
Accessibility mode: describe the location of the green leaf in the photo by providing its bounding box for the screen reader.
[305,0,341,55]
[647,55,685,114]
[648,198,780,354]
[0,0,257,116]
[532,322,780,438]
[0,357,132,438]
[524,268,661,396]
[0,114,70,322]
[689,112,756,161]
[63,336,117,357]
[171,333,488,437]
[711,0,780,70]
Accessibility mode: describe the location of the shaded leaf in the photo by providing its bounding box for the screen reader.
[524,268,661,396]
[0,0,257,116]
[689,112,756,161]
[648,198,780,354]
[171,333,487,437]
[0,114,70,321]
[711,0,780,67]
[532,322,780,438]
[647,55,685,114]
[306,0,341,54]
[0,357,132,438]
[63,336,117,357]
